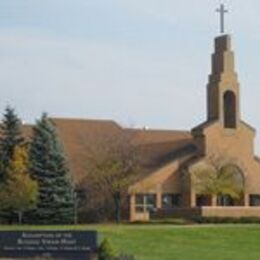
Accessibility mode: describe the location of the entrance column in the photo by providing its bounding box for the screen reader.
[129,194,136,221]
[156,184,162,209]
[244,193,250,207]
[212,195,217,206]
[191,190,196,207]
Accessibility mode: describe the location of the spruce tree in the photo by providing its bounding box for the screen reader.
[29,113,74,224]
[0,106,24,182]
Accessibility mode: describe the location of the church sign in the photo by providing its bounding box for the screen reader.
[0,230,98,259]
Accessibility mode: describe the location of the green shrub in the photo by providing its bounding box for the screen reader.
[98,238,116,260]
[130,218,188,225]
[191,216,260,224]
[98,238,136,260]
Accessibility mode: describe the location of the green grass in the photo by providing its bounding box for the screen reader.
[1,224,260,260]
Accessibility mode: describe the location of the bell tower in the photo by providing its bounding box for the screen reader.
[207,34,240,129]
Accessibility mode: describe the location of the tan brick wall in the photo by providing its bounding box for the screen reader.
[201,207,260,217]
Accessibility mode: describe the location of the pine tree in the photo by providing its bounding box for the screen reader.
[28,113,74,224]
[0,106,24,182]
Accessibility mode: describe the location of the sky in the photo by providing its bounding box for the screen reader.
[1,0,260,152]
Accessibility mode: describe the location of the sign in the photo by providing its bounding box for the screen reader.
[0,230,98,259]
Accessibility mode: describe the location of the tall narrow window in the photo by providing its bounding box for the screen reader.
[224,90,236,128]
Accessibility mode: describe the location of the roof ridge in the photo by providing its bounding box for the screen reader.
[125,128,190,134]
[51,117,114,122]
[51,117,121,125]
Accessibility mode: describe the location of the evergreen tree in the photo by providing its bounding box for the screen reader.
[0,106,24,182]
[28,113,74,224]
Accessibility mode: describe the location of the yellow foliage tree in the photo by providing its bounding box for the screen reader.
[191,156,244,205]
[0,146,38,224]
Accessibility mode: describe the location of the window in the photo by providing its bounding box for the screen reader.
[250,195,260,206]
[135,194,156,213]
[196,195,211,206]
[162,194,181,208]
[217,194,234,206]
[223,90,236,128]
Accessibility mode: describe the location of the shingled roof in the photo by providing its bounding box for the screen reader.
[50,118,195,184]
[20,118,196,185]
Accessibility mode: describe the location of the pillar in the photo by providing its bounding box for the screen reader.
[156,184,162,209]
[191,191,196,207]
[129,194,136,221]
[212,195,217,206]
[244,193,250,207]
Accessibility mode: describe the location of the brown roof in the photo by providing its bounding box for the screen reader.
[21,124,33,137]
[51,118,195,184]
[21,118,196,185]
[126,128,191,145]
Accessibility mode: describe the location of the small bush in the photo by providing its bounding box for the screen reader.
[130,218,188,225]
[191,216,260,224]
[98,238,116,260]
[98,238,136,260]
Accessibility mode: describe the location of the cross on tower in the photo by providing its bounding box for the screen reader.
[216,4,228,34]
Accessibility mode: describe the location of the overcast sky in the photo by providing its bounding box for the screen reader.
[1,0,260,152]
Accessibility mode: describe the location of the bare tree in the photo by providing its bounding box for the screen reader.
[82,131,140,223]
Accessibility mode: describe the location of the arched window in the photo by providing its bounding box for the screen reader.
[224,91,236,128]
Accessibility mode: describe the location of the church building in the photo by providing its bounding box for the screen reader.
[127,34,260,221]
[49,32,260,222]
[29,5,260,222]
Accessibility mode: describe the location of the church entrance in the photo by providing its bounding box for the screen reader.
[192,163,245,207]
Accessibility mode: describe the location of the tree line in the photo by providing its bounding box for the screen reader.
[0,107,141,225]
[0,106,243,224]
[0,107,74,224]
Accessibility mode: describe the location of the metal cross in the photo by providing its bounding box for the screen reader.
[216,4,228,34]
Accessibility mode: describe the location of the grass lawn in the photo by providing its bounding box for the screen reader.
[1,224,260,260]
